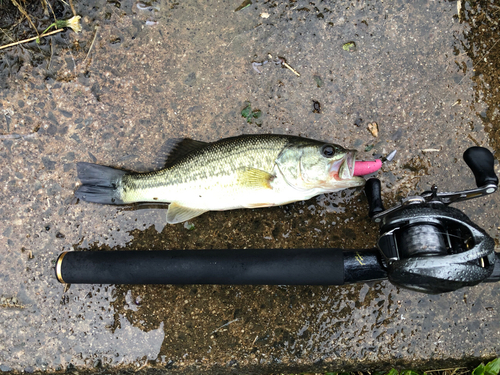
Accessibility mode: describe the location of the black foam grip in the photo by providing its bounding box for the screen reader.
[365,178,385,218]
[56,249,346,285]
[463,147,498,188]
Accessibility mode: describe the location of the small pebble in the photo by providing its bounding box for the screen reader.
[312,100,321,114]
[184,222,195,230]
[343,41,357,52]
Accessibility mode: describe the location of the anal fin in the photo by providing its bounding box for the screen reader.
[166,202,208,224]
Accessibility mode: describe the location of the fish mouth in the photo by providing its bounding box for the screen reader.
[330,150,356,180]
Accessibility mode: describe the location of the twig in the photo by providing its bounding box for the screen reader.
[84,26,100,62]
[211,318,239,334]
[267,53,300,76]
[46,0,58,23]
[69,0,77,17]
[48,38,53,71]
[68,50,77,73]
[0,27,16,45]
[0,132,38,140]
[0,29,64,51]
[225,35,237,49]
[426,368,467,373]
[40,0,48,14]
[0,302,27,309]
[11,0,39,37]
[282,61,300,76]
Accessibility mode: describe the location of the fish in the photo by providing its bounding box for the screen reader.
[75,134,367,224]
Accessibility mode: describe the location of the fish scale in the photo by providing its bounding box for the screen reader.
[123,135,287,192]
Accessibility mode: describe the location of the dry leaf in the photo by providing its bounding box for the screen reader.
[367,122,379,137]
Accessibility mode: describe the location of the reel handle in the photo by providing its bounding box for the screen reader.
[463,146,498,188]
[365,178,385,218]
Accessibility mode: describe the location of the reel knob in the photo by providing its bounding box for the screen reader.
[463,146,498,189]
[365,178,385,218]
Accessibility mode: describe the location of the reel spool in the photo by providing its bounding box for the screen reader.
[376,204,495,293]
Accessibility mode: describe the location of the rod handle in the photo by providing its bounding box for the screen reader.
[55,249,386,286]
[56,249,346,285]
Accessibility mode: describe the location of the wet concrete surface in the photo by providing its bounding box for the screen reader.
[0,0,500,373]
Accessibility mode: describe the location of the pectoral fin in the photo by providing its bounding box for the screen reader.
[238,167,275,189]
[166,202,208,224]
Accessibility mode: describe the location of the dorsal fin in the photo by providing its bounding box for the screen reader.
[153,138,210,169]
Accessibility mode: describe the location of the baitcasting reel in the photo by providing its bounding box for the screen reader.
[365,146,499,293]
[55,147,499,294]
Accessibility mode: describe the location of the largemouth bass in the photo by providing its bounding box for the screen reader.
[75,134,366,224]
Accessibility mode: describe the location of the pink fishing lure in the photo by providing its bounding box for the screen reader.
[354,159,382,176]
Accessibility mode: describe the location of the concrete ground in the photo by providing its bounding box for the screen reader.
[0,0,499,373]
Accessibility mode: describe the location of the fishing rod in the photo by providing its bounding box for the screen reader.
[56,146,500,294]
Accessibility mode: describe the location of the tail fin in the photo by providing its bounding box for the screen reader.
[75,162,126,204]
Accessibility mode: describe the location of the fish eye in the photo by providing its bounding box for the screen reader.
[321,145,336,158]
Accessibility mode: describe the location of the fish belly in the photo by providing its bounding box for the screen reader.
[123,172,302,209]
